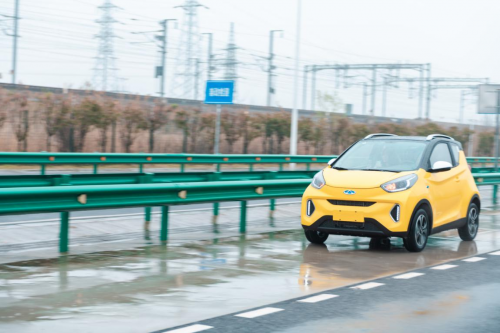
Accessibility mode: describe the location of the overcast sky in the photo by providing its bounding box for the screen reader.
[0,0,498,124]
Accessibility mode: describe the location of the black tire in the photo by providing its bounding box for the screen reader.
[458,202,479,241]
[404,208,429,252]
[304,229,329,244]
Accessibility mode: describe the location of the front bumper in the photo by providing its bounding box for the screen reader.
[301,185,415,237]
[302,216,407,237]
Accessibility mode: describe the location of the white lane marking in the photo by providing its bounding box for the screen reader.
[350,282,384,290]
[431,264,457,270]
[235,307,284,319]
[297,294,338,303]
[462,257,486,262]
[165,324,213,333]
[490,251,500,256]
[393,272,425,279]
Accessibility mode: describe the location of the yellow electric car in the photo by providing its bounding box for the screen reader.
[301,134,480,252]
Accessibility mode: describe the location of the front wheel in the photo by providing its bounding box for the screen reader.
[304,230,329,244]
[404,208,429,252]
[458,203,479,241]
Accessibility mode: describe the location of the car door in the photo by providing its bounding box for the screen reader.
[424,142,463,227]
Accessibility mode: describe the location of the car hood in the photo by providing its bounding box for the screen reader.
[323,168,413,189]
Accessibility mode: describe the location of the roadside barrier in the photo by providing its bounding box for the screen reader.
[0,152,332,174]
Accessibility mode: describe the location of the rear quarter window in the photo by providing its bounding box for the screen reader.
[450,143,460,166]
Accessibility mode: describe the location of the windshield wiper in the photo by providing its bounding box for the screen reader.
[363,168,400,173]
[331,166,349,170]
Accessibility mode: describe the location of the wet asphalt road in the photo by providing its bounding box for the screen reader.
[1,218,500,333]
[161,250,500,333]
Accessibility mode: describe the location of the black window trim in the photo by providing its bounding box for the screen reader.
[448,142,461,167]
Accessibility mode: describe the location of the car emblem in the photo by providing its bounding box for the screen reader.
[344,190,356,195]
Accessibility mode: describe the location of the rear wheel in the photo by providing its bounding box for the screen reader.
[304,230,329,244]
[458,203,479,241]
[404,208,429,252]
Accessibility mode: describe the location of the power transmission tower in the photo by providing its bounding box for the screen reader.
[93,0,120,92]
[267,30,283,106]
[222,22,238,97]
[173,0,207,99]
[156,19,176,98]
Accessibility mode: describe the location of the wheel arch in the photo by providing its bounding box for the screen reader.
[470,194,480,211]
[408,199,433,234]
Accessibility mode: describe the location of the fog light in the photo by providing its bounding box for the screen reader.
[390,204,400,222]
[307,200,315,216]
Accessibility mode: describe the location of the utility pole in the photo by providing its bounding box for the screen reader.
[202,32,214,80]
[302,65,309,109]
[289,0,302,158]
[425,63,432,119]
[370,66,377,115]
[194,58,200,99]
[311,66,316,110]
[11,0,20,84]
[267,29,283,106]
[362,83,367,115]
[157,19,176,98]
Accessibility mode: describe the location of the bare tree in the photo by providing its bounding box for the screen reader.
[120,102,148,153]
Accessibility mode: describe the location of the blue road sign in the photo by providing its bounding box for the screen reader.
[204,80,234,104]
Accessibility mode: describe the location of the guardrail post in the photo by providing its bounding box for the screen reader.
[269,199,276,218]
[139,164,144,173]
[494,185,498,205]
[240,201,247,233]
[212,202,219,232]
[180,164,185,173]
[144,207,152,239]
[160,206,169,242]
[306,163,310,171]
[60,212,70,253]
[279,163,283,171]
[93,164,98,174]
[41,164,46,175]
[216,164,221,172]
[249,164,253,171]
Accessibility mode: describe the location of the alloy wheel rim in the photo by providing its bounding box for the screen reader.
[468,207,478,236]
[415,214,428,247]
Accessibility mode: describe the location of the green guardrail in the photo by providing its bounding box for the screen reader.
[0,170,317,188]
[0,179,311,253]
[0,152,334,174]
[0,152,497,174]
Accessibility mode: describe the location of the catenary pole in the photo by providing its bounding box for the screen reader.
[11,0,20,84]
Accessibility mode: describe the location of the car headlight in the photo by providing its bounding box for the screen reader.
[311,171,326,189]
[381,174,418,193]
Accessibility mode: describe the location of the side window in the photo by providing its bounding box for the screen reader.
[429,143,453,168]
[450,143,460,166]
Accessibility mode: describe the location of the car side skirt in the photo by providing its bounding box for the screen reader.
[431,218,467,235]
[302,216,408,238]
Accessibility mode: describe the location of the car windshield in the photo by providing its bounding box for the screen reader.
[333,139,427,172]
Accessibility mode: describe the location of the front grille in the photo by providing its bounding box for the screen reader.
[328,199,375,207]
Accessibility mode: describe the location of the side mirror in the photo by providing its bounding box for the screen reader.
[430,161,452,173]
[328,158,336,167]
